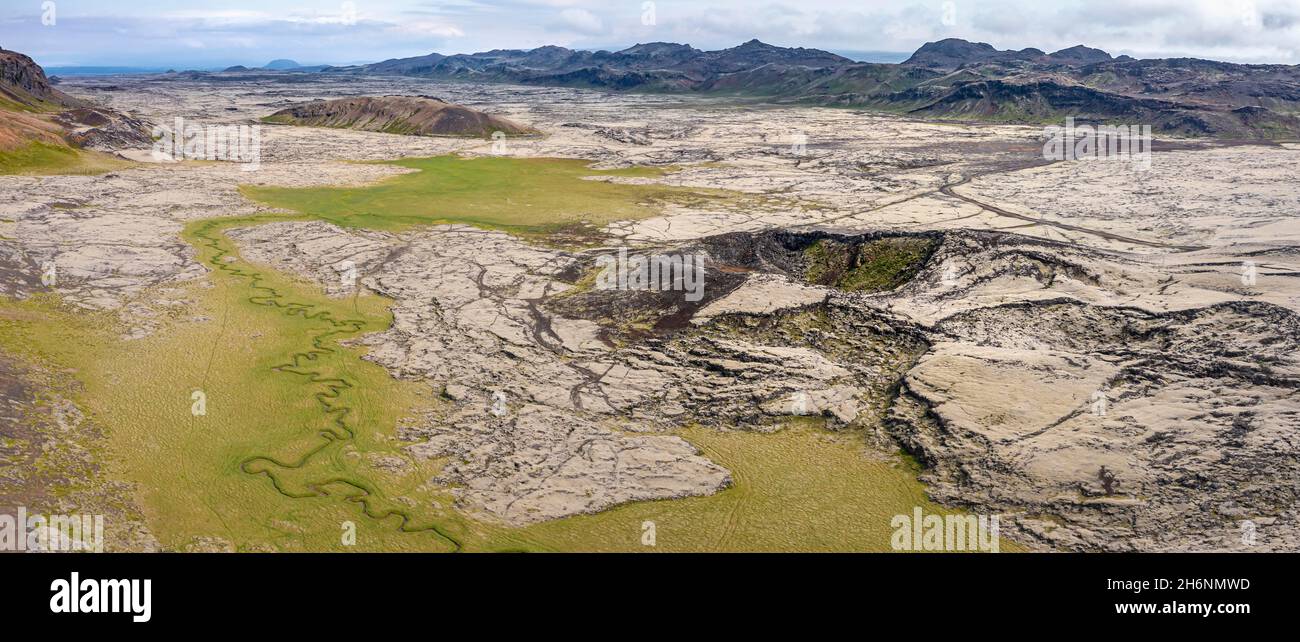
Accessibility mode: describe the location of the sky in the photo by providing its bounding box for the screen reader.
[2,0,1299,68]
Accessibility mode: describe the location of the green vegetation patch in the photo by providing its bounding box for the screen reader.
[0,91,64,114]
[240,155,745,238]
[0,141,131,176]
[804,236,937,293]
[0,220,470,551]
[498,422,1010,552]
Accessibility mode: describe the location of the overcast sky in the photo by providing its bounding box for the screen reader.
[3,0,1299,68]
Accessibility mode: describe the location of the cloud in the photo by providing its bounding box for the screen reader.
[3,0,1298,66]
[390,20,466,38]
[558,8,604,34]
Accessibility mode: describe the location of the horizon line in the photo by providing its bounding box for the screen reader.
[24,37,1300,71]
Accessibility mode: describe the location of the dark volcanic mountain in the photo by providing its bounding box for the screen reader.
[1047,45,1113,66]
[336,40,852,93]
[900,40,1114,71]
[223,60,331,73]
[318,38,1300,138]
[901,38,1043,71]
[263,59,302,70]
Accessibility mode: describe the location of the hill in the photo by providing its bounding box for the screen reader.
[263,95,537,138]
[263,59,302,70]
[0,48,149,174]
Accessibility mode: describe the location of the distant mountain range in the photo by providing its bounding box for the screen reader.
[277,38,1298,139]
[223,59,331,73]
[45,66,176,76]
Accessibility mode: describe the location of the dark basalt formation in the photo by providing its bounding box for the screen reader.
[263,95,537,138]
[546,230,938,343]
[0,48,84,109]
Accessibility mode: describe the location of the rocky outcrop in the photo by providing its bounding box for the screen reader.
[405,402,731,525]
[0,48,82,109]
[890,299,1300,552]
[880,230,1300,551]
[1,48,151,155]
[53,107,153,150]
